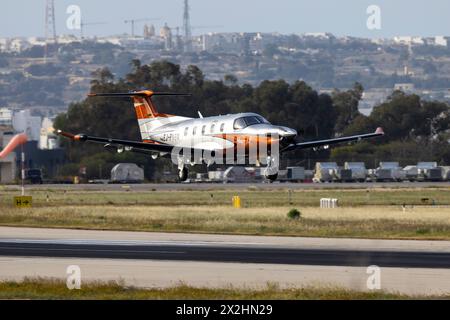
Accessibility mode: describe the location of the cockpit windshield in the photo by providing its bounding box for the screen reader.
[233,116,270,130]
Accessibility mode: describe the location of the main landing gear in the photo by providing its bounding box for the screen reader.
[178,166,189,182]
[265,173,278,182]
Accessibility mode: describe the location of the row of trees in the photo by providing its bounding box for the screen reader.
[54,60,450,180]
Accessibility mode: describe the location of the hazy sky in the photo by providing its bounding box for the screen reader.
[1,0,450,38]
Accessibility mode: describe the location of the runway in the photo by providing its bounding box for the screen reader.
[0,239,449,268]
[1,227,449,295]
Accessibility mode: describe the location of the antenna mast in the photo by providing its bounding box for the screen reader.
[44,0,57,61]
[183,0,192,52]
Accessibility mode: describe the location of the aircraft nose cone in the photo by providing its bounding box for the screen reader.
[278,127,297,138]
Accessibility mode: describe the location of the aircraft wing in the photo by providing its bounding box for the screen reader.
[281,127,384,152]
[57,130,173,154]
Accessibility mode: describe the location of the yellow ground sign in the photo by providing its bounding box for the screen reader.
[14,196,32,208]
[232,196,241,209]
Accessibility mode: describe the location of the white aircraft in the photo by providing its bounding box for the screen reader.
[57,90,384,181]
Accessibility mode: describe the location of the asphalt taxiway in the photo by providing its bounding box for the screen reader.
[0,238,449,268]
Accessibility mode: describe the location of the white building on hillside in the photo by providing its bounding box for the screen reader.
[0,108,13,126]
[12,110,41,142]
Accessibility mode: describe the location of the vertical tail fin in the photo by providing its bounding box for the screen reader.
[88,90,192,139]
[132,93,158,119]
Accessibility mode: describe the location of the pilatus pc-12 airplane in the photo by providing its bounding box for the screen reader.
[57,90,384,181]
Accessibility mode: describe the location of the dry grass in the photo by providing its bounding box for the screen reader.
[1,187,450,239]
[0,278,445,300]
[1,205,449,239]
[2,188,450,207]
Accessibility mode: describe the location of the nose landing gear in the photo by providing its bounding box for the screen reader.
[264,155,279,182]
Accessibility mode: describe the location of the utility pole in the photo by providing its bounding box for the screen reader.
[21,145,25,196]
[183,0,192,52]
[44,0,57,62]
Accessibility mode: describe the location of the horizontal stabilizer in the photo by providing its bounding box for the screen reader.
[88,90,191,98]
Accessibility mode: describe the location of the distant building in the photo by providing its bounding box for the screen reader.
[16,141,65,178]
[144,24,156,39]
[27,37,46,46]
[0,108,13,126]
[394,83,415,93]
[303,32,333,39]
[0,110,65,179]
[0,130,17,183]
[360,89,391,116]
[394,36,424,46]
[160,23,173,50]
[201,32,242,53]
[434,36,448,47]
[12,110,41,142]
[8,38,31,53]
[39,117,59,150]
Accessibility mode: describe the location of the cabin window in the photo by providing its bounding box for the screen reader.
[244,116,261,126]
[256,116,270,124]
[202,125,206,135]
[233,118,247,130]
[233,116,270,130]
[210,124,216,133]
[220,123,225,132]
[184,127,189,136]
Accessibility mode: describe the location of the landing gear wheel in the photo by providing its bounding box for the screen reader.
[266,173,278,182]
[178,167,189,182]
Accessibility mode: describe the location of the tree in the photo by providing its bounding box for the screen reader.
[54,59,450,177]
[224,74,238,86]
[332,82,364,135]
[331,91,450,165]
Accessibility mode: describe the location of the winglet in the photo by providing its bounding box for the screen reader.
[87,91,191,98]
[56,130,87,141]
[56,130,75,140]
[375,127,384,135]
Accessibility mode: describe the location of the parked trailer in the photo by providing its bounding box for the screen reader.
[223,166,256,183]
[208,170,224,182]
[417,162,443,181]
[195,173,209,183]
[286,167,305,182]
[338,169,353,182]
[403,165,418,182]
[313,162,339,183]
[110,163,144,184]
[344,162,367,182]
[246,167,264,181]
[375,162,403,182]
[428,168,443,181]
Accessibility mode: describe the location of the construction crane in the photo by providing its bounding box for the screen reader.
[80,21,107,39]
[124,18,161,37]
